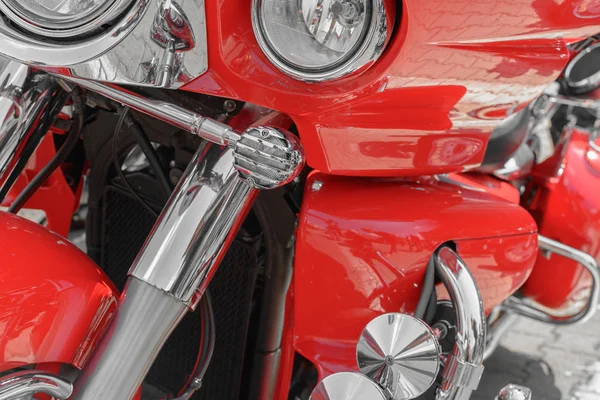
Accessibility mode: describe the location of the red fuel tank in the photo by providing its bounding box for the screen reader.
[0,212,117,371]
[293,173,538,377]
[523,131,600,312]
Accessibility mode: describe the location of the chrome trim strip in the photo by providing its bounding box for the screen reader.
[0,370,72,400]
[435,247,486,400]
[0,0,207,88]
[502,235,600,325]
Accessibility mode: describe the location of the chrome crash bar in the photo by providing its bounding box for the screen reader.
[0,370,72,400]
[503,235,600,325]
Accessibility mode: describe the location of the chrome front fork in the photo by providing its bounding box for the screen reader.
[71,125,304,399]
[0,60,70,198]
[0,58,305,400]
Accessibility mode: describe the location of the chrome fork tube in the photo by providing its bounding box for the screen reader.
[435,247,486,400]
[0,60,69,195]
[71,142,258,400]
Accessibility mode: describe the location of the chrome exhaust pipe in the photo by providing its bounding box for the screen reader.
[310,246,487,400]
[434,247,486,400]
[72,125,304,399]
[0,370,72,400]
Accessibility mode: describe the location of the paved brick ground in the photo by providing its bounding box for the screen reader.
[474,314,600,400]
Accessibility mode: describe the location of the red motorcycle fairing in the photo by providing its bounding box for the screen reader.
[0,212,117,371]
[522,130,600,311]
[2,134,80,238]
[184,0,600,176]
[293,173,538,377]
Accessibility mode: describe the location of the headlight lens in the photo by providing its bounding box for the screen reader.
[253,0,389,81]
[0,0,130,38]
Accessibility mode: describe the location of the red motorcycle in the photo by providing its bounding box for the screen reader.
[0,0,598,399]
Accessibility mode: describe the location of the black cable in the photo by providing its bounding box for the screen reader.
[125,114,172,198]
[424,288,438,325]
[414,256,436,319]
[174,292,215,399]
[0,83,71,204]
[8,89,84,214]
[112,107,159,218]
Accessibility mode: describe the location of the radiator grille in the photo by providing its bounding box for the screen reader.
[100,185,257,398]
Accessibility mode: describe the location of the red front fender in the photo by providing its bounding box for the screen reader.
[0,212,117,372]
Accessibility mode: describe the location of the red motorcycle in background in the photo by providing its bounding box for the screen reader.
[0,0,599,399]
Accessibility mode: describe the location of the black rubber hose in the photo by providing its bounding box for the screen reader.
[112,107,159,218]
[414,256,436,319]
[424,288,438,325]
[124,114,172,198]
[8,89,84,214]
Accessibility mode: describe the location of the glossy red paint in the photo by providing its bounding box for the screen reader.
[183,0,600,176]
[2,133,77,237]
[522,130,600,311]
[446,172,521,204]
[293,173,538,377]
[0,212,118,372]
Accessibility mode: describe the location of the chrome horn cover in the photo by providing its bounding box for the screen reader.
[356,313,441,399]
[0,0,207,88]
[309,372,387,400]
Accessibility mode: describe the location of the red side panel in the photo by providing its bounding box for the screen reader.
[0,212,117,371]
[183,0,600,176]
[1,134,78,237]
[293,173,538,377]
[522,131,600,311]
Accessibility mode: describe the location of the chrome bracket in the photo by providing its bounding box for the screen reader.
[442,355,485,392]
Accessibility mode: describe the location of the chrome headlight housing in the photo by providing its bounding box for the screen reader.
[252,0,390,81]
[0,0,208,89]
[0,0,128,38]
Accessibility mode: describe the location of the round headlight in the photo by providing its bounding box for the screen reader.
[252,0,389,81]
[0,0,131,38]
